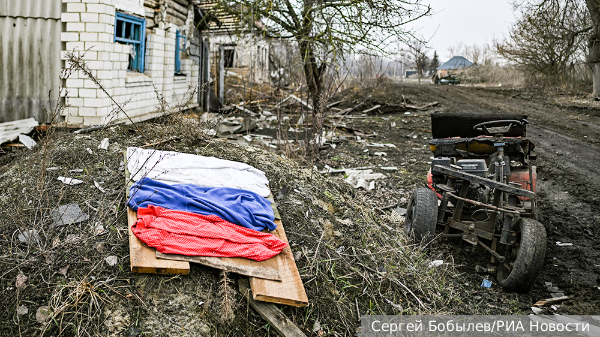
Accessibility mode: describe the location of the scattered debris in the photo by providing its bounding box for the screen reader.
[380,166,398,171]
[94,181,106,193]
[105,255,118,266]
[86,148,93,154]
[363,105,381,113]
[36,306,50,324]
[556,242,573,246]
[428,260,444,268]
[15,271,28,290]
[218,117,257,135]
[98,138,110,150]
[18,134,37,149]
[57,177,84,185]
[344,169,385,190]
[51,203,89,227]
[531,306,543,314]
[0,117,38,145]
[69,169,83,173]
[481,279,492,288]
[58,264,70,277]
[395,207,407,216]
[17,305,28,315]
[238,279,307,337]
[373,152,387,157]
[533,296,570,306]
[385,298,403,311]
[18,229,41,243]
[277,94,313,109]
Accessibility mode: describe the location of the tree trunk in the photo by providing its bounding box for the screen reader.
[586,0,600,97]
[299,40,325,156]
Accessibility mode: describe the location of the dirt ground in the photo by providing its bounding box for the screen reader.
[1,79,599,336]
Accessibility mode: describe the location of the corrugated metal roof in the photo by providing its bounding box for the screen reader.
[438,56,473,70]
[0,0,61,123]
[0,0,61,19]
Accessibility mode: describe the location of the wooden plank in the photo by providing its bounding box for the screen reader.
[128,208,190,275]
[239,279,307,337]
[156,251,282,281]
[250,220,308,307]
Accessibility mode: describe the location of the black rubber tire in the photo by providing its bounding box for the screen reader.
[430,112,528,139]
[404,188,438,246]
[496,218,546,292]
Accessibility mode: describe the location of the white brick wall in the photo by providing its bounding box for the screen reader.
[61,1,199,126]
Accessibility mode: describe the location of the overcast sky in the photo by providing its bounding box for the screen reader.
[406,0,517,61]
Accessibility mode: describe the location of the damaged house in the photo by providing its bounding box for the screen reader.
[0,0,212,126]
[198,0,271,102]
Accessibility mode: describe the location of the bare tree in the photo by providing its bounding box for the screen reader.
[213,0,431,154]
[406,37,429,83]
[498,0,590,85]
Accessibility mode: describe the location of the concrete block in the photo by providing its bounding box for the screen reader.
[86,60,103,70]
[103,61,112,70]
[79,107,97,116]
[78,88,97,98]
[97,51,110,61]
[109,52,120,62]
[66,42,85,52]
[80,13,99,23]
[96,70,112,80]
[85,23,106,33]
[98,14,113,24]
[84,41,101,51]
[83,116,104,125]
[66,22,85,32]
[65,78,83,88]
[66,115,84,125]
[104,24,113,34]
[66,3,86,12]
[61,32,79,42]
[84,97,109,107]
[79,32,98,42]
[96,106,110,117]
[105,5,115,15]
[82,0,100,3]
[86,3,106,13]
[67,97,84,106]
[81,51,98,60]
[83,79,97,88]
[97,33,110,43]
[112,43,122,53]
[63,0,81,3]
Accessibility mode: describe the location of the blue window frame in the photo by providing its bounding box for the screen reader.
[114,12,146,73]
[175,30,187,74]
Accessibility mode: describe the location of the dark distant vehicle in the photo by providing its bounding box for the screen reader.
[438,74,460,85]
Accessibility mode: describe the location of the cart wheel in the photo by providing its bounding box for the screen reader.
[404,188,438,247]
[496,218,546,292]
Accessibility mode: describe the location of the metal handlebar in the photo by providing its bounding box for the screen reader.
[473,120,524,136]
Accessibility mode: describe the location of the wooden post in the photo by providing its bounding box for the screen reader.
[219,44,225,104]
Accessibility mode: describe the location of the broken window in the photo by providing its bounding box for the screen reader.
[224,49,235,68]
[114,12,146,73]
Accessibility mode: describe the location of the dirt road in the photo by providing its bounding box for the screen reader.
[323,82,600,314]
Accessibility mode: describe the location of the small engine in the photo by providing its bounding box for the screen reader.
[455,159,490,212]
[431,158,490,213]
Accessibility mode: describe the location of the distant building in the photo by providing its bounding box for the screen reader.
[437,56,473,77]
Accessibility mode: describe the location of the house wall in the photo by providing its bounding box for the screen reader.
[60,0,199,126]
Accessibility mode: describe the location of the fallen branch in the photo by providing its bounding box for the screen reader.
[391,277,429,311]
[141,136,179,148]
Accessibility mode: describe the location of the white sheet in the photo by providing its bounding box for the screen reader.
[126,147,271,197]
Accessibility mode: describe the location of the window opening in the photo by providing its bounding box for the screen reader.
[114,12,146,73]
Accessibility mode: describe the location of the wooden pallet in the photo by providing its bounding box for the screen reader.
[156,251,281,281]
[128,208,190,275]
[249,219,308,307]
